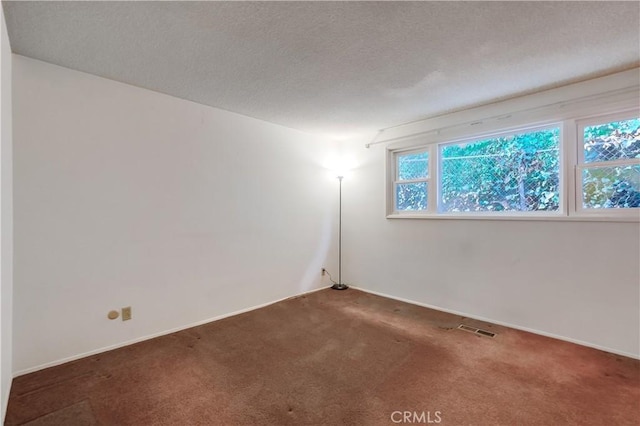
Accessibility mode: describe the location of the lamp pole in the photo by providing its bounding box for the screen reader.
[332,175,348,290]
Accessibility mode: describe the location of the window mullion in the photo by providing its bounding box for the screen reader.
[565,119,577,216]
[428,144,438,213]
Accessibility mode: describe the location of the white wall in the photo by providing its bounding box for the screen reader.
[11,50,639,382]
[0,7,13,421]
[342,136,640,359]
[13,56,338,374]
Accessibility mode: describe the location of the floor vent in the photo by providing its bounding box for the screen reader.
[457,324,496,338]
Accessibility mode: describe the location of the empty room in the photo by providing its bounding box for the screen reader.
[0,1,639,425]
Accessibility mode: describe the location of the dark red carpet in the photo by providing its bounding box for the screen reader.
[5,289,639,425]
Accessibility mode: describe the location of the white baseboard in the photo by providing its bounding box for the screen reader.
[13,286,330,377]
[15,284,637,377]
[350,286,640,360]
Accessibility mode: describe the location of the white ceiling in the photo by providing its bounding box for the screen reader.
[4,1,639,140]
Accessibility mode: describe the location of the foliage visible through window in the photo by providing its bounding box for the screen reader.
[440,128,560,212]
[581,118,640,209]
[389,109,639,219]
[395,151,428,211]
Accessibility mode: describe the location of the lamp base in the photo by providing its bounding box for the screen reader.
[331,283,349,290]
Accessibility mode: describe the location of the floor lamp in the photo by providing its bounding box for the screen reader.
[331,175,348,290]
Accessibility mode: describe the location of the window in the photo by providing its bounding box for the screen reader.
[577,114,640,211]
[387,107,640,221]
[394,151,429,211]
[439,127,560,213]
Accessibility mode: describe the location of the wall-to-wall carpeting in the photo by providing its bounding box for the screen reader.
[6,289,639,425]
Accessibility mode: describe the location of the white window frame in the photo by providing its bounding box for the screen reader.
[435,124,565,218]
[386,109,639,222]
[574,109,640,218]
[392,148,431,214]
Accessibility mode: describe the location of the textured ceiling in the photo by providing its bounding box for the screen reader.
[4,1,640,139]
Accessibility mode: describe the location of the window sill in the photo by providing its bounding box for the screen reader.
[386,212,640,222]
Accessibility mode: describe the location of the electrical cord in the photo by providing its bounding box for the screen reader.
[324,269,338,286]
